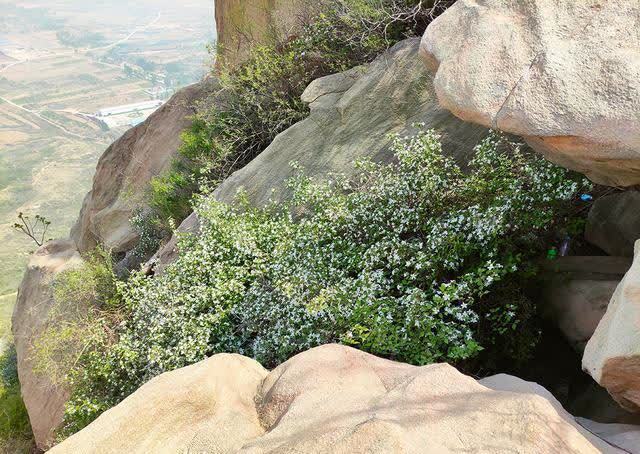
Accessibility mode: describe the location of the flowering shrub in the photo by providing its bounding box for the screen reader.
[61,130,588,433]
[129,208,167,262]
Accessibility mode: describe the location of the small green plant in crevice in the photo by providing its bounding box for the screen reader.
[0,345,32,453]
[61,129,589,433]
[147,0,454,225]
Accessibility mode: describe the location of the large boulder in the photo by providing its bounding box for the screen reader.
[51,344,619,453]
[586,191,640,257]
[70,80,211,255]
[484,375,640,452]
[50,354,268,453]
[11,240,82,449]
[541,256,631,351]
[214,38,487,206]
[583,240,640,413]
[420,0,640,187]
[153,38,488,269]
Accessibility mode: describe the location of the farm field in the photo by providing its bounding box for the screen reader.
[0,0,214,334]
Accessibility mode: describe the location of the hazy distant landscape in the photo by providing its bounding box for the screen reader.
[0,0,214,335]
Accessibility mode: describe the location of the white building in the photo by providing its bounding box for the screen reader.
[96,100,163,117]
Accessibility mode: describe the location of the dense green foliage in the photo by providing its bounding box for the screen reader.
[147,0,452,225]
[60,130,588,433]
[0,346,32,453]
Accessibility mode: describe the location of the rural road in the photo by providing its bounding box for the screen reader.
[0,10,163,74]
[87,11,163,52]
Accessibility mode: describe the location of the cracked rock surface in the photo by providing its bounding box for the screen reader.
[420,0,640,187]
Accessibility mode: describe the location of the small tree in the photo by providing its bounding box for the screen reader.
[13,212,51,247]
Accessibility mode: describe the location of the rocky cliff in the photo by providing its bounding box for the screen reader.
[10,0,640,452]
[215,0,309,67]
[11,2,308,448]
[11,82,212,450]
[11,241,81,448]
[70,81,211,256]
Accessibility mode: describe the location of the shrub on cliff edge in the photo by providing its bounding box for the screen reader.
[61,130,588,434]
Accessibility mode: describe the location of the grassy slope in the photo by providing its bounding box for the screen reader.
[0,293,16,341]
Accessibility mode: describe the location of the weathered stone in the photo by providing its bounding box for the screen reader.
[151,38,488,270]
[541,256,630,351]
[300,66,364,112]
[70,80,211,254]
[214,0,314,68]
[11,240,82,449]
[583,240,640,412]
[483,375,640,452]
[421,0,640,187]
[51,344,618,453]
[214,38,487,207]
[49,354,267,453]
[586,191,640,257]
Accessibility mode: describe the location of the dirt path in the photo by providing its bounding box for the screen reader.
[0,60,23,74]
[0,11,164,140]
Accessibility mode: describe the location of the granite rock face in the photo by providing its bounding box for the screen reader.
[11,240,82,449]
[541,256,631,351]
[70,81,211,255]
[214,0,313,67]
[153,38,487,269]
[584,240,640,413]
[214,38,487,207]
[51,344,620,453]
[421,0,640,186]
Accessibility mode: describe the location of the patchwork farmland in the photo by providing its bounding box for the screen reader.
[0,0,214,330]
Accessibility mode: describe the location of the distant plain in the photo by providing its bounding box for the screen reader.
[0,0,214,330]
